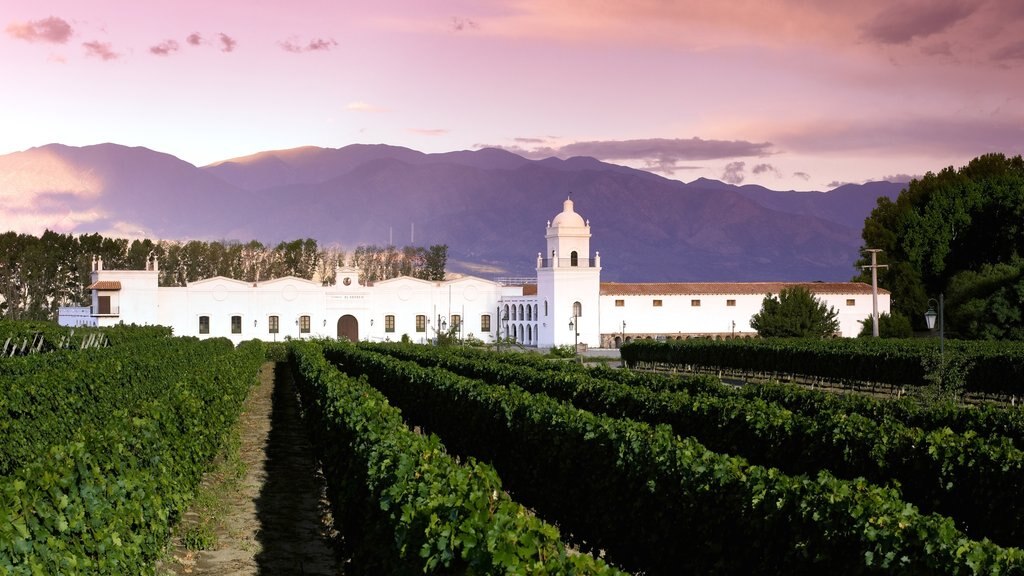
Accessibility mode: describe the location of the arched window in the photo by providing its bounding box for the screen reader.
[511,324,517,340]
[518,304,524,320]
[527,306,532,321]
[503,304,510,321]
[534,304,539,319]
[511,306,517,321]
[544,301,548,316]
[573,301,582,317]
[527,324,533,344]
[570,250,579,267]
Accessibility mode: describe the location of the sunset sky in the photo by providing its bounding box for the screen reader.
[2,0,1023,190]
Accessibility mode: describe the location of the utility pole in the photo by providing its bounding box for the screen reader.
[861,249,888,337]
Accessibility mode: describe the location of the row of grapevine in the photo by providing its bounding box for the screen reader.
[0,336,263,574]
[325,342,1024,575]
[621,338,1024,396]
[286,340,625,575]
[360,342,1024,547]
[0,321,173,357]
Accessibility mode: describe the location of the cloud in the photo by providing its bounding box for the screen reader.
[514,137,548,144]
[346,101,388,113]
[150,39,180,56]
[861,0,979,45]
[991,40,1024,63]
[6,16,72,44]
[186,32,203,46]
[827,180,853,189]
[82,41,118,61]
[793,171,811,181]
[751,163,782,177]
[722,161,746,184]
[218,33,236,52]
[279,37,338,53]
[451,17,480,32]
[877,173,915,183]
[409,128,449,136]
[920,41,953,57]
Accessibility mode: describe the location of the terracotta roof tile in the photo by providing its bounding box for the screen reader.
[86,280,122,290]
[600,281,886,296]
[522,284,537,295]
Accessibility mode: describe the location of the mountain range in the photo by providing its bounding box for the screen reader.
[0,143,906,282]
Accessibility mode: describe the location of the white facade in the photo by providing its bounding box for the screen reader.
[62,199,889,345]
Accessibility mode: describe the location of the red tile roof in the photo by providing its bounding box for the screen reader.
[86,280,122,290]
[600,281,887,296]
[522,284,538,295]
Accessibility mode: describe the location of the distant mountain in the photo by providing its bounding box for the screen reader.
[0,143,906,282]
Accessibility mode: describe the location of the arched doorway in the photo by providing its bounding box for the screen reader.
[337,315,359,342]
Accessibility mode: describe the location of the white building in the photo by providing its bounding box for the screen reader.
[63,198,889,345]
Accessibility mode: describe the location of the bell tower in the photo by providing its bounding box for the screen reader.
[536,197,601,348]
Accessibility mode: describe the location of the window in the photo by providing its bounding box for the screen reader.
[570,250,579,267]
[268,315,279,334]
[573,301,582,317]
[299,315,311,334]
[231,315,242,334]
[691,299,701,307]
[653,299,663,307]
[199,315,210,334]
[615,299,625,307]
[846,299,856,306]
[726,299,736,307]
[385,315,395,333]
[544,301,548,316]
[481,314,491,332]
[451,315,461,331]
[416,315,426,332]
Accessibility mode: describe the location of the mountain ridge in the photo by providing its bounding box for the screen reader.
[0,142,907,282]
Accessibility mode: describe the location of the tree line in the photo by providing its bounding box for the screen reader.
[854,153,1024,340]
[0,231,447,321]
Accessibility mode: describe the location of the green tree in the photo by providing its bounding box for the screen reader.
[855,153,1024,337]
[857,312,913,338]
[750,286,839,338]
[945,259,1024,340]
[422,244,448,281]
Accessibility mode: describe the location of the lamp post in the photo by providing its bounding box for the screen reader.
[569,313,579,360]
[924,294,944,363]
[437,314,447,344]
[621,320,626,348]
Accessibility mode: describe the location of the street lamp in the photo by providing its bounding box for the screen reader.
[621,320,626,348]
[924,294,944,362]
[569,313,579,360]
[437,314,447,344]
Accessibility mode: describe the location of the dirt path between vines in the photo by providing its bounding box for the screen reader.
[158,362,344,575]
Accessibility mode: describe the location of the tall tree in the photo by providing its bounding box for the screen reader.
[855,153,1024,336]
[750,286,839,338]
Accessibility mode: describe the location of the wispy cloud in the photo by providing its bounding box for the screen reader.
[491,137,773,175]
[83,41,118,61]
[346,101,388,113]
[6,16,72,43]
[186,32,203,46]
[722,161,746,184]
[218,33,236,53]
[150,39,180,56]
[861,0,979,45]
[409,128,449,136]
[751,163,781,177]
[451,17,480,32]
[991,40,1024,64]
[793,171,811,181]
[279,37,338,53]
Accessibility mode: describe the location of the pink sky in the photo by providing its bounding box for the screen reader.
[2,0,1023,191]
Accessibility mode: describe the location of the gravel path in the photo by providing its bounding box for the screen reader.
[158,362,344,575]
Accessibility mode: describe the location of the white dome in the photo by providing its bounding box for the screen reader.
[550,198,586,227]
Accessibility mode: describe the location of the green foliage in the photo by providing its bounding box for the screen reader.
[0,336,263,573]
[750,286,840,338]
[858,311,913,338]
[856,153,1024,336]
[547,344,576,358]
[287,341,623,575]
[324,343,1024,574]
[422,244,448,281]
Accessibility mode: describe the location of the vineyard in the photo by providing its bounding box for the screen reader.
[0,324,264,574]
[6,326,1024,574]
[293,340,1024,575]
